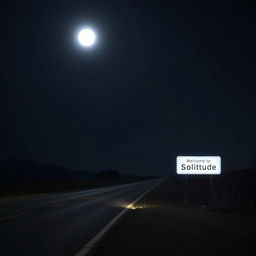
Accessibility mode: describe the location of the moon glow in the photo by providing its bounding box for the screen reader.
[78,28,96,47]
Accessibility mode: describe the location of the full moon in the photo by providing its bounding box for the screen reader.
[78,28,96,47]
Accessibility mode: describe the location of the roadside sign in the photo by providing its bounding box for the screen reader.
[176,156,221,175]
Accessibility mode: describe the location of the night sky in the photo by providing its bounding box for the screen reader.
[1,1,255,175]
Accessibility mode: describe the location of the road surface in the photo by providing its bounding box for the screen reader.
[0,179,162,256]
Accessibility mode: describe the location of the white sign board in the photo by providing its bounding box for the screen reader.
[176,156,221,175]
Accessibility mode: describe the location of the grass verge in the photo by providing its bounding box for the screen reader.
[94,178,256,256]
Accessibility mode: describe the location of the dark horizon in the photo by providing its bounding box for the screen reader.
[1,0,255,176]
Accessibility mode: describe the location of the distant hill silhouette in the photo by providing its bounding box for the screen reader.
[0,159,157,196]
[0,159,153,184]
[95,170,120,180]
[0,159,95,183]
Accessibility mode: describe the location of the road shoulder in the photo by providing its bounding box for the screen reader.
[94,178,256,256]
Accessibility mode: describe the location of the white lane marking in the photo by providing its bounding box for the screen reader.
[75,178,165,256]
[0,212,25,221]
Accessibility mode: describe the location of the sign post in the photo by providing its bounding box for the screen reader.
[184,175,188,205]
[177,156,221,204]
[210,175,213,203]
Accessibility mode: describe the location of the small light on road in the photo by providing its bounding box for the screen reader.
[127,204,144,210]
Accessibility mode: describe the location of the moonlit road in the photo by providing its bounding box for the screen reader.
[0,179,161,256]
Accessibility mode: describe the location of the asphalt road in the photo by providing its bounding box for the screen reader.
[0,179,162,256]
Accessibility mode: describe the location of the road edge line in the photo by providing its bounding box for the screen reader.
[75,178,166,256]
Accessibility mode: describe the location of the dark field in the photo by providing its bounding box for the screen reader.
[0,159,156,198]
[94,177,256,256]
